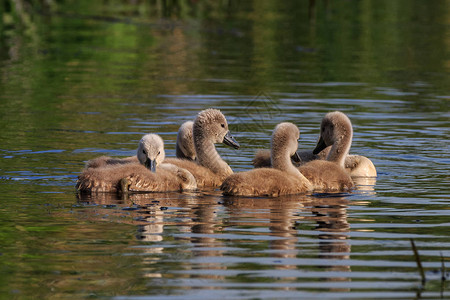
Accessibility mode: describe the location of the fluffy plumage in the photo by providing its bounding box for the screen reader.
[164,108,239,188]
[314,112,376,177]
[298,111,354,191]
[252,111,376,178]
[221,122,312,197]
[76,134,197,193]
[76,163,196,193]
[175,121,196,161]
[84,122,197,169]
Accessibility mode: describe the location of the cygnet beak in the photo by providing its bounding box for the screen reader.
[145,158,157,173]
[223,131,240,149]
[313,135,327,155]
[291,151,301,163]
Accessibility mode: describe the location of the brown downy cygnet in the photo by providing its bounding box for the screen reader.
[252,111,376,177]
[221,122,312,197]
[164,108,240,187]
[85,121,197,169]
[298,111,354,191]
[175,120,196,161]
[312,111,376,177]
[76,134,197,193]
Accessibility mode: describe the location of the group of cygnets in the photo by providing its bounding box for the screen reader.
[76,108,376,197]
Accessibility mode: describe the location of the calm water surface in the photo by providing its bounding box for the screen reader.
[0,1,449,299]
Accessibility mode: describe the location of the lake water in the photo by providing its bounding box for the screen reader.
[0,0,449,299]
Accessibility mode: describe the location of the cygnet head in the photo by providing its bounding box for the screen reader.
[176,121,196,160]
[313,111,353,155]
[137,134,166,172]
[193,108,240,149]
[271,122,301,161]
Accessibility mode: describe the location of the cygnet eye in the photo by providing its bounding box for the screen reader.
[221,124,225,128]
[143,149,146,154]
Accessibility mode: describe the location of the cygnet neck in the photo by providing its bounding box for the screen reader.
[271,142,305,178]
[175,121,195,160]
[326,125,352,167]
[194,129,233,178]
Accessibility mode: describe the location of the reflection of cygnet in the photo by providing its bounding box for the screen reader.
[137,224,163,242]
[351,177,377,194]
[136,212,164,242]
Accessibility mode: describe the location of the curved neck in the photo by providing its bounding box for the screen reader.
[194,132,233,178]
[327,130,352,167]
[176,142,189,160]
[272,148,308,180]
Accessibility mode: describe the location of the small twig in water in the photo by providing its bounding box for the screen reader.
[410,238,426,286]
[441,252,446,282]
[441,252,446,300]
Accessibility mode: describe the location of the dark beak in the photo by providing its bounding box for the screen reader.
[313,135,327,155]
[223,131,240,149]
[291,151,301,163]
[145,158,157,173]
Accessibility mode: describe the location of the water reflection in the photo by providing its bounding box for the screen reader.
[56,174,450,298]
[77,191,353,282]
[310,196,351,291]
[135,192,228,286]
[223,195,307,292]
[223,195,307,262]
[1,0,449,297]
[353,176,377,194]
[224,194,351,286]
[136,205,164,243]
